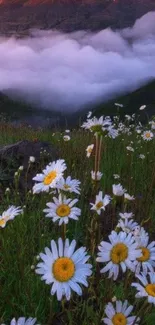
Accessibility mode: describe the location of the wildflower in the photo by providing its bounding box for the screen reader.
[65,129,70,133]
[32,160,66,194]
[86,144,94,158]
[96,231,141,280]
[142,131,154,141]
[103,300,140,325]
[91,171,103,181]
[90,191,111,215]
[113,174,120,179]
[132,226,149,246]
[43,194,81,225]
[0,206,23,228]
[112,184,126,196]
[134,237,155,274]
[19,166,24,171]
[139,154,145,159]
[6,318,38,325]
[124,193,135,201]
[117,218,138,234]
[63,135,71,141]
[35,238,92,300]
[81,116,111,133]
[5,187,10,193]
[114,103,123,107]
[132,272,155,304]
[107,127,119,139]
[126,146,134,152]
[139,105,146,110]
[119,212,134,220]
[14,172,18,177]
[29,156,35,163]
[57,176,81,194]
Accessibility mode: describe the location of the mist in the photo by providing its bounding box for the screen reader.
[0,10,155,112]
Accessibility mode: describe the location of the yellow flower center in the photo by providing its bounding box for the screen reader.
[56,204,71,217]
[63,184,70,190]
[44,170,57,185]
[112,313,127,325]
[52,257,75,282]
[145,284,155,297]
[110,243,128,264]
[137,247,150,262]
[0,218,6,227]
[145,132,151,138]
[96,201,103,209]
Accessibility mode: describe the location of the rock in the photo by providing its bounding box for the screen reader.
[0,140,59,191]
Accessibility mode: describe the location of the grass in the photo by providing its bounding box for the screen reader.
[0,117,155,325]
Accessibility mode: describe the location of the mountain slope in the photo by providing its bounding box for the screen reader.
[0,0,155,35]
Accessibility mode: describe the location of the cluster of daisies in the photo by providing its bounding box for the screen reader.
[1,112,155,325]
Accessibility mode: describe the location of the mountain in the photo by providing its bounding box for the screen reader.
[0,0,155,35]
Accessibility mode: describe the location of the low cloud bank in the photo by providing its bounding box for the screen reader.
[0,11,155,112]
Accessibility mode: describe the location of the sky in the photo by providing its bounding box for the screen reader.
[0,11,155,112]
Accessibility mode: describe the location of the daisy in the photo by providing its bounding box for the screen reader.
[96,231,142,280]
[112,184,126,196]
[103,300,140,325]
[43,194,81,225]
[63,135,70,142]
[134,237,155,274]
[32,160,67,194]
[142,131,154,141]
[106,127,119,139]
[90,191,111,215]
[139,105,146,110]
[126,146,134,152]
[0,205,23,228]
[132,226,149,246]
[6,318,38,325]
[117,218,138,234]
[86,144,94,158]
[91,171,103,181]
[113,174,120,179]
[56,176,81,194]
[132,272,155,305]
[124,193,135,201]
[35,238,92,300]
[119,212,134,220]
[81,116,111,133]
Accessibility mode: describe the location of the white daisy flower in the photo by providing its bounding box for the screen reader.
[91,171,103,181]
[134,237,155,274]
[142,131,154,141]
[139,105,146,110]
[132,226,149,246]
[35,238,92,301]
[32,160,67,194]
[63,135,71,141]
[65,129,70,133]
[126,146,134,152]
[106,127,119,139]
[96,231,142,280]
[56,176,81,194]
[113,174,120,179]
[112,184,126,196]
[139,154,145,159]
[103,300,140,325]
[29,156,35,163]
[119,212,134,220]
[132,272,155,305]
[0,205,23,228]
[117,218,138,234]
[86,144,94,158]
[90,191,111,215]
[43,194,81,225]
[81,116,112,133]
[114,103,123,107]
[124,193,135,201]
[8,318,38,325]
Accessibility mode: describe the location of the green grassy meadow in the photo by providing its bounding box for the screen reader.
[0,117,155,325]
